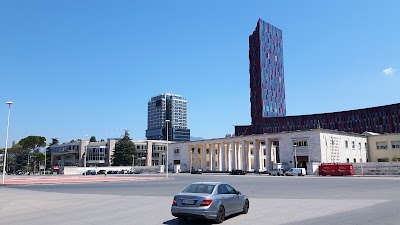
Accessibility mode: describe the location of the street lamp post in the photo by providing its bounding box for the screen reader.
[359,143,364,176]
[83,145,87,176]
[132,155,135,171]
[166,119,170,178]
[293,144,297,168]
[2,101,13,185]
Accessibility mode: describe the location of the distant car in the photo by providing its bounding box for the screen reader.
[191,169,203,174]
[97,170,106,175]
[118,170,128,174]
[82,170,96,175]
[171,182,249,223]
[269,168,285,176]
[253,170,268,175]
[230,169,246,175]
[133,170,142,174]
[15,170,23,175]
[285,168,306,176]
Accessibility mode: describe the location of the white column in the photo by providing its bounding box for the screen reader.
[194,145,199,169]
[260,143,264,171]
[241,140,246,171]
[253,139,259,171]
[227,141,231,171]
[247,141,252,171]
[218,144,222,171]
[221,142,226,171]
[232,142,239,170]
[265,138,271,171]
[189,145,193,172]
[201,143,207,170]
[211,143,216,171]
[236,142,242,170]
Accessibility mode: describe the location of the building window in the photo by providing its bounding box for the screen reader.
[391,141,400,149]
[376,141,388,150]
[345,141,348,148]
[352,141,355,149]
[174,148,180,154]
[346,158,349,163]
[353,158,356,163]
[293,140,308,147]
[378,158,389,162]
[358,143,361,150]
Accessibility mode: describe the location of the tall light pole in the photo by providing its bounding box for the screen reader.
[359,142,364,176]
[132,155,135,171]
[293,143,297,168]
[166,119,170,178]
[2,101,13,185]
[83,145,87,176]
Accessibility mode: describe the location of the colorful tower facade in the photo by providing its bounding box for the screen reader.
[249,18,286,124]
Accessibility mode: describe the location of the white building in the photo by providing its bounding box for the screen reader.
[168,129,367,174]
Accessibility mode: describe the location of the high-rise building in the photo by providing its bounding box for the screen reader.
[249,18,286,124]
[235,19,400,136]
[146,93,190,142]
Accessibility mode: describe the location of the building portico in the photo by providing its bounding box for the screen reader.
[169,129,368,174]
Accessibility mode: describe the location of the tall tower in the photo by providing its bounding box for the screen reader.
[249,18,286,125]
[146,93,190,142]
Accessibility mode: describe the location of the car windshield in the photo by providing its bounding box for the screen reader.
[181,184,215,194]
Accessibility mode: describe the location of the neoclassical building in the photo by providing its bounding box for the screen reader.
[168,129,367,174]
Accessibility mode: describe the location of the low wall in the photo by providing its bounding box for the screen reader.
[353,162,400,175]
[63,166,161,175]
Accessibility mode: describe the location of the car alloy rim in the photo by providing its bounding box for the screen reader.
[218,207,224,220]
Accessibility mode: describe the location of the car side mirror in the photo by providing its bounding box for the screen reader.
[236,191,241,195]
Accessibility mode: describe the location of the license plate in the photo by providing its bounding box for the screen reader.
[182,200,195,205]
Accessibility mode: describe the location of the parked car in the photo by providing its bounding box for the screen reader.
[171,182,249,223]
[97,170,106,175]
[191,169,203,174]
[285,168,306,176]
[230,169,246,175]
[82,170,96,175]
[258,170,269,175]
[269,168,285,176]
[133,170,142,174]
[15,170,23,175]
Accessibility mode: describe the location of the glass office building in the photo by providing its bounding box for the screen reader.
[235,19,400,136]
[249,18,286,123]
[146,93,190,142]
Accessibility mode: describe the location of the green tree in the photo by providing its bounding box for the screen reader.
[19,136,46,174]
[90,136,97,142]
[46,138,59,170]
[35,152,45,167]
[112,130,136,166]
[8,144,29,172]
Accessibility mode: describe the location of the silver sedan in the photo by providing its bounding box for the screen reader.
[171,182,249,223]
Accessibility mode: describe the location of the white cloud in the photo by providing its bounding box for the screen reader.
[383,67,397,76]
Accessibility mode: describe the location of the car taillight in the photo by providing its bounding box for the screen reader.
[172,198,177,206]
[200,199,213,206]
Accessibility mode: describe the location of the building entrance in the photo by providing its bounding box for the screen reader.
[295,156,309,169]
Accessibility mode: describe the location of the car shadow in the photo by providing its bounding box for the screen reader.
[163,214,242,225]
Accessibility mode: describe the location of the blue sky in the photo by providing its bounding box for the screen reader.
[1,1,399,147]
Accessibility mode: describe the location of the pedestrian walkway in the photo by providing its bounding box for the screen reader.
[2,175,165,185]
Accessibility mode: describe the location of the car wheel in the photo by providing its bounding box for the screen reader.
[214,206,225,224]
[242,199,249,214]
[178,216,187,222]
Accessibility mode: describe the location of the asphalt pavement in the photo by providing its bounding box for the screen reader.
[1,174,400,225]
